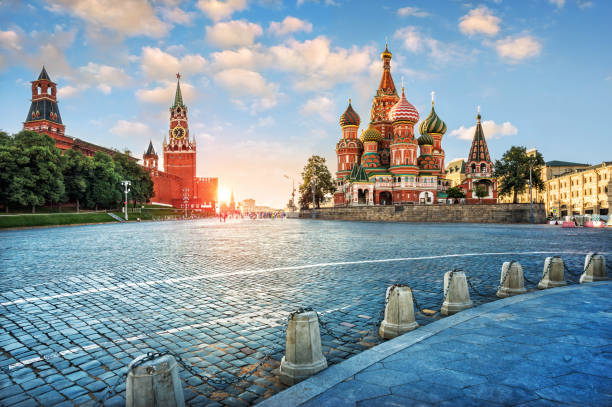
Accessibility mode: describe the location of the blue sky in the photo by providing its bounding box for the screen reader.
[1,0,610,207]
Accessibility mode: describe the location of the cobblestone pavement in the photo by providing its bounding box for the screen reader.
[0,219,610,406]
[265,282,612,407]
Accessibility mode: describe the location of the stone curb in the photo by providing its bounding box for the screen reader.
[258,281,611,407]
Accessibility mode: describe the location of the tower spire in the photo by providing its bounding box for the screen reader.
[173,73,184,108]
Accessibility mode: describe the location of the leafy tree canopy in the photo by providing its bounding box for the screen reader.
[298,155,335,209]
[494,146,545,203]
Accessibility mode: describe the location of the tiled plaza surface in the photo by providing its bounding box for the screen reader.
[0,220,610,406]
[264,282,612,407]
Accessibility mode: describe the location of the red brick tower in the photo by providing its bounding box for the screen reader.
[143,140,158,170]
[336,99,363,178]
[370,44,400,167]
[23,67,70,149]
[163,73,196,193]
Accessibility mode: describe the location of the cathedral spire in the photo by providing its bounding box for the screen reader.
[467,109,491,164]
[173,73,184,108]
[38,66,50,81]
[377,43,396,96]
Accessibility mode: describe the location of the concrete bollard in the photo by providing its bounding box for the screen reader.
[496,261,527,298]
[379,285,418,339]
[580,254,608,283]
[126,354,185,407]
[280,310,327,385]
[441,270,473,316]
[538,257,567,289]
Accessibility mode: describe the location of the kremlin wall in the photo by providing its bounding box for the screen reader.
[22,68,217,212]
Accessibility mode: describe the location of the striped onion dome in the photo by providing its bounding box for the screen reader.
[419,103,447,135]
[388,88,419,123]
[417,133,434,146]
[360,123,383,143]
[339,99,360,127]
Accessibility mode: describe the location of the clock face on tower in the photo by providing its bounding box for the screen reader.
[172,125,185,140]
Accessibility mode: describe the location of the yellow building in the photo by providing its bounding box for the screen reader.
[545,162,612,217]
[497,149,591,206]
[445,158,466,187]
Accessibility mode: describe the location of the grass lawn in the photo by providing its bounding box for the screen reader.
[0,212,119,228]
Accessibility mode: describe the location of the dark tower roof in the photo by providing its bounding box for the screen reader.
[145,140,156,156]
[467,112,491,164]
[38,66,51,81]
[173,74,184,108]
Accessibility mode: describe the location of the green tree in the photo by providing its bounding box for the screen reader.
[113,152,154,208]
[87,152,121,210]
[446,186,465,199]
[494,146,545,203]
[0,136,28,212]
[62,149,92,212]
[13,131,65,213]
[474,184,488,204]
[298,155,335,209]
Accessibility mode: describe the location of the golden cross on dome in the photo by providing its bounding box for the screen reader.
[477,105,481,113]
[431,91,435,105]
[176,72,181,80]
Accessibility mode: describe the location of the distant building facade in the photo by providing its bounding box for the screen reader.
[142,75,217,212]
[498,150,590,205]
[544,162,611,217]
[445,158,466,187]
[23,67,121,157]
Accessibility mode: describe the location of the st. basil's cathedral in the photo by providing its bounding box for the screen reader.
[334,45,497,206]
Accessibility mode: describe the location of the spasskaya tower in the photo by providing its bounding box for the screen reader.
[163,73,196,193]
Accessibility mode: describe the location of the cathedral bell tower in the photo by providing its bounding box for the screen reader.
[163,73,196,192]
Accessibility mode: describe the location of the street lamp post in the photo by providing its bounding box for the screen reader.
[283,174,296,211]
[182,188,190,217]
[311,175,317,219]
[121,180,131,221]
[528,161,534,224]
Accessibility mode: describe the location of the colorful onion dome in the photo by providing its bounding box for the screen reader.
[419,103,447,135]
[360,123,382,143]
[339,99,360,127]
[388,88,419,123]
[381,43,392,59]
[417,133,434,146]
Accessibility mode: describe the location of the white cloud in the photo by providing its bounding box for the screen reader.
[459,6,501,36]
[140,46,206,81]
[300,96,334,122]
[297,0,337,6]
[215,68,279,110]
[210,47,267,70]
[205,20,263,48]
[268,36,373,90]
[78,62,131,90]
[397,6,429,17]
[495,35,542,63]
[268,16,312,36]
[548,0,565,7]
[215,68,277,96]
[46,0,169,38]
[158,6,195,24]
[57,85,82,98]
[394,26,467,64]
[577,1,593,9]
[110,120,151,138]
[0,30,22,50]
[136,80,197,104]
[196,0,247,21]
[450,120,518,140]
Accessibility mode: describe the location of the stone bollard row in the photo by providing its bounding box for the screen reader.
[538,257,566,289]
[126,354,185,407]
[280,310,327,385]
[496,261,527,298]
[379,285,418,339]
[580,254,608,283]
[441,270,473,316]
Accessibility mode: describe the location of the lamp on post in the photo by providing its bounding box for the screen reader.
[121,180,131,221]
[182,188,190,217]
[283,174,296,211]
[528,159,535,224]
[311,175,317,219]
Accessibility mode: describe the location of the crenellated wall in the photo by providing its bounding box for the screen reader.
[299,203,546,224]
